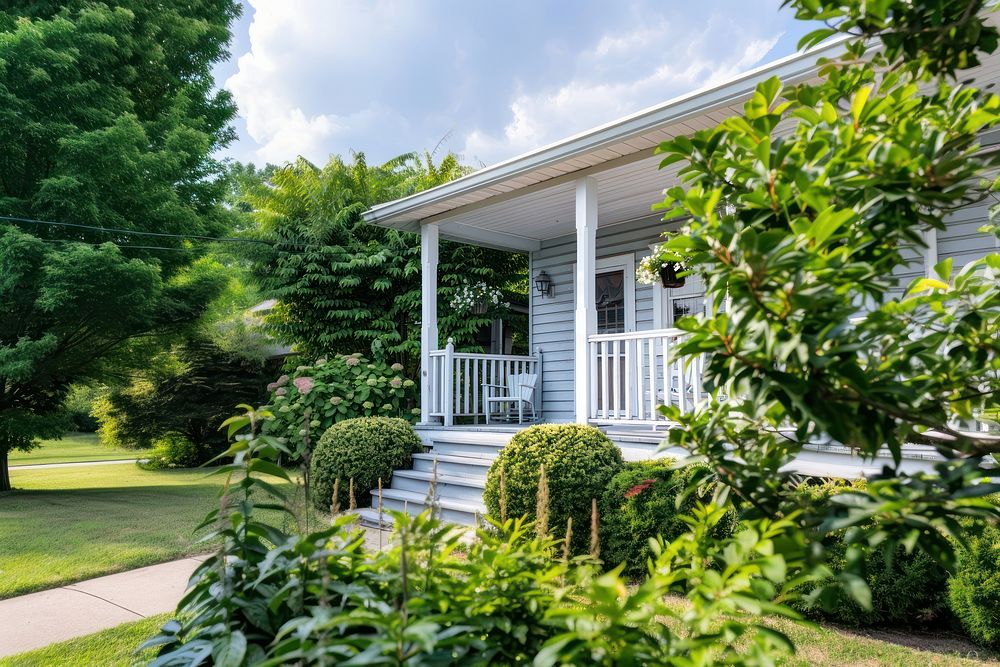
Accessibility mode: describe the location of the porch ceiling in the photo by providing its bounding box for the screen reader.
[431,153,683,250]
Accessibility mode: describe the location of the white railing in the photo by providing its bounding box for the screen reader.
[428,338,542,425]
[587,328,706,424]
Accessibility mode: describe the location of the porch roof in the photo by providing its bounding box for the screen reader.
[362,37,850,251]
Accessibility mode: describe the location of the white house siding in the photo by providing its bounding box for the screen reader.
[530,215,670,422]
[938,201,999,270]
[528,200,998,424]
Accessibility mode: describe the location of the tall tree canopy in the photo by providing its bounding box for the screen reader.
[0,1,241,490]
[239,152,527,369]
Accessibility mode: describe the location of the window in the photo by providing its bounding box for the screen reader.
[595,270,626,334]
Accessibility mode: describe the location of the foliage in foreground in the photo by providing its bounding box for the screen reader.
[791,480,950,627]
[650,0,1000,613]
[145,406,811,666]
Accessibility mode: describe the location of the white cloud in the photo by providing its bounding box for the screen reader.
[462,20,782,164]
[222,1,797,167]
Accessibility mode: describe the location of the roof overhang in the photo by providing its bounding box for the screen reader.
[363,36,853,249]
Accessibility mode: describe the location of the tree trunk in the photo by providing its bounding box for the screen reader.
[0,448,10,493]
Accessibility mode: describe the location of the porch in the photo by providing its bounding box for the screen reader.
[424,328,705,427]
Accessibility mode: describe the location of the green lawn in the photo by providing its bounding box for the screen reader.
[1,610,995,667]
[0,462,307,599]
[8,432,144,466]
[0,614,168,667]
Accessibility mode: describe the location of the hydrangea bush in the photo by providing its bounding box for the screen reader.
[265,353,418,458]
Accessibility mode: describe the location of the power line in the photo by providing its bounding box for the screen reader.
[1,216,322,256]
[0,214,273,246]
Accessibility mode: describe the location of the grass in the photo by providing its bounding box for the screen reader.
[663,596,999,666]
[8,432,144,466]
[775,617,999,666]
[0,614,168,667]
[0,462,308,599]
[1,610,996,667]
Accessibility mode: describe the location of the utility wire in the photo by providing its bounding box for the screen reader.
[1,214,325,256]
[0,214,274,246]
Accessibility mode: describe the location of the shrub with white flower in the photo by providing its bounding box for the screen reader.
[449,281,509,314]
[263,353,419,459]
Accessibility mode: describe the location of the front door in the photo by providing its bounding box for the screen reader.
[594,254,635,416]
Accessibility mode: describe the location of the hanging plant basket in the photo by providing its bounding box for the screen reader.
[659,262,686,289]
[472,302,489,315]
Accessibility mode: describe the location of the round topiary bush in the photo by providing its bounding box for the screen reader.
[949,523,1000,648]
[792,479,949,628]
[483,424,623,554]
[600,459,737,579]
[310,417,424,512]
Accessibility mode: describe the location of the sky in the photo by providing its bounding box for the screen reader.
[214,1,812,169]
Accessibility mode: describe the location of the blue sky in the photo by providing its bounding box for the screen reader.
[214,1,811,168]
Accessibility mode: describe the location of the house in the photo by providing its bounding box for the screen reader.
[358,38,1000,525]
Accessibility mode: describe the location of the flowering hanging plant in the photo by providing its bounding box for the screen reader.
[449,281,509,313]
[636,243,685,285]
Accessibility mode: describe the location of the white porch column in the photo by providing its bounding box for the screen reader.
[574,177,598,423]
[420,222,440,425]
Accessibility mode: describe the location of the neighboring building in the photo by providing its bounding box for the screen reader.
[248,299,295,360]
[357,38,1000,524]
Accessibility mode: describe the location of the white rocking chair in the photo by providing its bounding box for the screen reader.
[483,373,539,424]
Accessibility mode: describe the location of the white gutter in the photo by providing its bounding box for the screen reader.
[364,35,850,227]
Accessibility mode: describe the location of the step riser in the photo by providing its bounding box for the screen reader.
[429,442,504,458]
[413,457,492,477]
[379,497,480,525]
[391,476,485,501]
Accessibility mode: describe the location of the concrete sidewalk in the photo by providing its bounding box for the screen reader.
[0,556,206,658]
[0,525,390,658]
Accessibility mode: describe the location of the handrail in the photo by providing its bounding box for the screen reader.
[428,350,538,362]
[588,327,686,342]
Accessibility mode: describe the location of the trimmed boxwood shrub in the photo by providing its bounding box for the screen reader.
[600,459,737,579]
[949,522,1000,648]
[793,479,949,627]
[310,417,424,512]
[483,424,623,554]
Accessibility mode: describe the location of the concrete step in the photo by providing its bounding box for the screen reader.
[417,429,512,458]
[372,488,485,526]
[413,452,494,478]
[390,469,486,502]
[355,507,396,530]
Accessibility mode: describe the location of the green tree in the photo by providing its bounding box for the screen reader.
[239,152,526,368]
[0,1,241,490]
[653,0,1000,589]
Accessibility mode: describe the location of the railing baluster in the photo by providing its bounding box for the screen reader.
[636,338,644,421]
[600,340,609,420]
[610,340,622,419]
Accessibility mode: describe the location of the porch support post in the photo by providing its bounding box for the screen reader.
[420,222,440,425]
[574,177,598,423]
